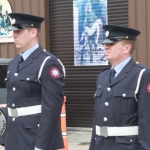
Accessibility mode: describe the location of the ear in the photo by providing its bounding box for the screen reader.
[30,28,37,38]
[124,44,131,54]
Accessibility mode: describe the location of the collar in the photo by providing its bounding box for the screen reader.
[113,57,131,77]
[20,43,39,61]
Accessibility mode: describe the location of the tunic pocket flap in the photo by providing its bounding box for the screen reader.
[24,117,40,129]
[116,135,138,144]
[114,89,135,98]
[93,89,103,97]
[19,74,38,82]
[5,74,10,81]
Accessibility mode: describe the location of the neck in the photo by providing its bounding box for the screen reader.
[110,56,130,67]
[19,41,38,53]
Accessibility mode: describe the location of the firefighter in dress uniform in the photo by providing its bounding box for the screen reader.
[3,13,65,150]
[89,24,150,150]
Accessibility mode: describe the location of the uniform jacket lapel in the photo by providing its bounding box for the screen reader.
[17,46,43,71]
[14,57,19,71]
[110,58,136,86]
[105,69,111,86]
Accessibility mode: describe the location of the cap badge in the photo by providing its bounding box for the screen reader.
[11,18,16,24]
[106,31,109,37]
[126,36,128,39]
[31,24,34,26]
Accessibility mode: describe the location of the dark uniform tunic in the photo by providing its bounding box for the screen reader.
[5,45,65,150]
[89,58,150,150]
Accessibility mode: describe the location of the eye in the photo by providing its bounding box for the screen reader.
[16,30,22,33]
[110,43,115,46]
[104,43,115,47]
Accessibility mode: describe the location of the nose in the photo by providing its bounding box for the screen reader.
[104,44,112,50]
[12,31,17,38]
[104,44,109,50]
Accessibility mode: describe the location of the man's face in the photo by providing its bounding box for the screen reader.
[12,28,33,53]
[104,41,129,66]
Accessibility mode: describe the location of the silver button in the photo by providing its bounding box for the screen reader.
[95,138,96,140]
[44,49,46,51]
[5,78,7,81]
[27,78,30,81]
[12,103,15,107]
[103,117,108,122]
[130,139,132,142]
[12,118,15,121]
[37,124,40,127]
[12,87,16,91]
[122,93,126,97]
[105,102,109,106]
[107,87,111,92]
[14,73,18,76]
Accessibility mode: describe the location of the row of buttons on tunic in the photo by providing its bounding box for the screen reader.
[104,88,110,123]
[12,103,16,121]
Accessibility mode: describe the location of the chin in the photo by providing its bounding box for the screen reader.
[106,56,110,60]
[15,45,21,49]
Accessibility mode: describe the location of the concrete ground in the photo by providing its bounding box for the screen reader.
[0,130,92,150]
[68,131,91,150]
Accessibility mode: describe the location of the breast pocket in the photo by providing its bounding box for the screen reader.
[113,89,137,114]
[19,74,40,97]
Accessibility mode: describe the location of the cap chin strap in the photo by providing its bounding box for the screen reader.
[109,36,128,40]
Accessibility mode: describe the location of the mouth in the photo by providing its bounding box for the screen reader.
[14,41,18,44]
[105,51,110,56]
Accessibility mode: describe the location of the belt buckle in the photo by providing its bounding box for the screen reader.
[100,126,108,137]
[11,108,18,117]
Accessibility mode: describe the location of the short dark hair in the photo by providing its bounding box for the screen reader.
[27,27,41,38]
[121,40,136,54]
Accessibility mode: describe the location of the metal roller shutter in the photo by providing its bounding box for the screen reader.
[49,0,128,127]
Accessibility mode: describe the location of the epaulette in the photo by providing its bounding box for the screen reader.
[135,62,150,70]
[41,49,57,59]
[41,49,50,56]
[14,54,19,58]
[102,67,110,72]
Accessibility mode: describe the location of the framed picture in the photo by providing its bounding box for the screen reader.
[73,0,108,66]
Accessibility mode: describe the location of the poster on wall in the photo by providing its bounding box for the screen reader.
[0,0,13,43]
[73,0,108,66]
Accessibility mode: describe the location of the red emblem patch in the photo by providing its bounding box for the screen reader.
[147,83,150,94]
[50,67,60,78]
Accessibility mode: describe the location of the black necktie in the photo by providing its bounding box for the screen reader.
[110,68,116,83]
[18,55,24,68]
